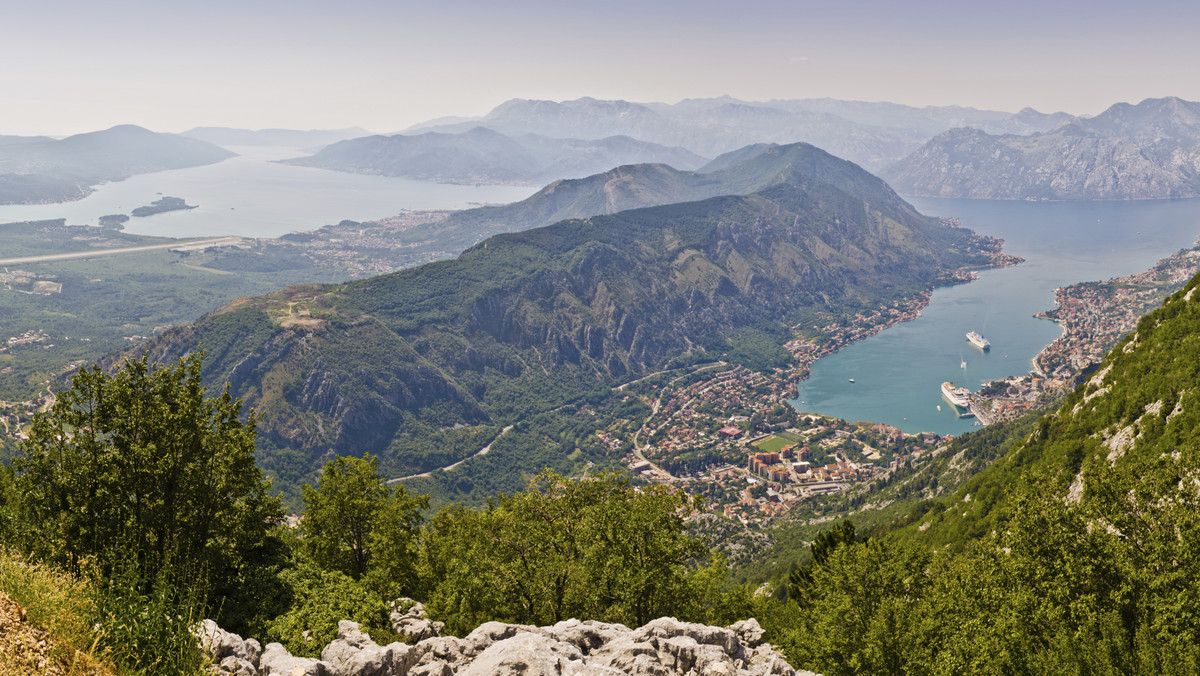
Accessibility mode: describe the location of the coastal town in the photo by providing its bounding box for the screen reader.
[618,362,945,527]
[966,241,1200,425]
[615,239,1200,527]
[4,215,1200,531]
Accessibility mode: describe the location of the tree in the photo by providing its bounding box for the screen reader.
[13,352,280,591]
[301,453,427,597]
[420,470,708,631]
[787,519,858,606]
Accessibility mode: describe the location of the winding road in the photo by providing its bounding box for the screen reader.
[386,424,514,484]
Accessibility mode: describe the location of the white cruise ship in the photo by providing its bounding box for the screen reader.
[941,381,971,408]
[966,331,991,351]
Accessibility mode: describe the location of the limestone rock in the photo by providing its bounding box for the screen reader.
[195,618,261,676]
[258,642,333,676]
[458,632,584,675]
[390,598,445,642]
[321,620,411,676]
[728,618,766,648]
[195,614,807,676]
[542,619,630,655]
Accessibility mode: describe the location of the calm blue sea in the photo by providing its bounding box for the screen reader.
[0,147,537,239]
[790,197,1200,435]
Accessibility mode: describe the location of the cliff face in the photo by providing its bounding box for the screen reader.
[131,146,990,492]
[882,97,1200,200]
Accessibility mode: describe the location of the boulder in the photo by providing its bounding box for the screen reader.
[390,598,445,642]
[542,619,630,655]
[194,618,259,676]
[321,620,411,676]
[728,618,766,649]
[461,621,542,657]
[405,635,470,672]
[458,632,584,676]
[259,641,333,676]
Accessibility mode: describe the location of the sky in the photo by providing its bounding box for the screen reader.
[4,0,1199,136]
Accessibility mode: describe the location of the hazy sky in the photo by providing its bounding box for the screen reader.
[5,0,1198,136]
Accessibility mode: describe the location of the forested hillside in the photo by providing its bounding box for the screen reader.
[126,147,995,501]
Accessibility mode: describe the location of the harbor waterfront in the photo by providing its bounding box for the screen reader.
[791,197,1200,435]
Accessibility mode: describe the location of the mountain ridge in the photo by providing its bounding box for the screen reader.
[401,96,1074,172]
[277,127,707,185]
[882,96,1200,200]
[0,124,235,204]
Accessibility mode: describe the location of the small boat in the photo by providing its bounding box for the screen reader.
[848,378,855,383]
[937,404,942,411]
[960,359,967,369]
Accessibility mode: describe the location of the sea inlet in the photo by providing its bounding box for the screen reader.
[791,197,1200,435]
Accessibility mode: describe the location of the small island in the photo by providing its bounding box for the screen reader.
[98,213,129,228]
[131,196,197,218]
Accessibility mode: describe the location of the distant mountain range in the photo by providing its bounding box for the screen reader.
[0,125,235,205]
[399,96,1072,172]
[128,144,994,494]
[882,97,1200,200]
[276,127,708,185]
[180,126,372,149]
[414,142,910,253]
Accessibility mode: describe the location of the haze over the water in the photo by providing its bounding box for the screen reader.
[4,0,1198,136]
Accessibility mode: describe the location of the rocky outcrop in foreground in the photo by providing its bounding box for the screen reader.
[196,604,810,676]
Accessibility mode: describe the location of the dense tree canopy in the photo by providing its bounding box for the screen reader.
[13,352,280,587]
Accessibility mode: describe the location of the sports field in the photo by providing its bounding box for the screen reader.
[752,435,792,453]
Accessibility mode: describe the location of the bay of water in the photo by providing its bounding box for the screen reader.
[0,146,537,239]
[790,197,1200,435]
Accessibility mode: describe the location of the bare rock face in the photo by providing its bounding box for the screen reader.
[258,641,332,676]
[390,599,446,642]
[197,615,813,676]
[458,632,584,675]
[194,619,261,676]
[321,620,411,676]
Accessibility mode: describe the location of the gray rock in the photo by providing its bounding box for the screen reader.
[194,618,260,676]
[321,620,410,676]
[746,644,800,676]
[195,614,807,676]
[587,636,670,675]
[630,616,742,659]
[259,641,333,676]
[245,638,263,667]
[728,618,766,648]
[407,661,454,676]
[458,632,584,675]
[461,621,543,657]
[406,635,470,672]
[542,619,630,655]
[216,654,257,676]
[390,598,446,642]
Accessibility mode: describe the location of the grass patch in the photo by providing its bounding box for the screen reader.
[0,551,114,675]
[753,435,793,453]
[777,431,802,443]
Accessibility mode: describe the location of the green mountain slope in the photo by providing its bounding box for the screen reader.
[387,142,904,255]
[909,275,1200,545]
[127,160,994,498]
